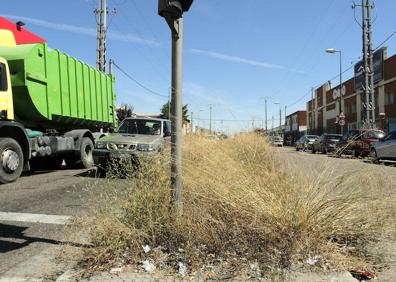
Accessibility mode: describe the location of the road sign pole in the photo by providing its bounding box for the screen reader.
[170,17,183,211]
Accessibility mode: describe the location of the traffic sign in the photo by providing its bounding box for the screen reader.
[341,85,346,96]
[333,89,339,100]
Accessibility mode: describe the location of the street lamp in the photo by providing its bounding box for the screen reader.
[274,102,281,132]
[326,48,344,134]
[260,96,271,133]
[159,0,194,212]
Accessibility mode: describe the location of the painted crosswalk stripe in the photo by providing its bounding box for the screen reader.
[0,211,71,225]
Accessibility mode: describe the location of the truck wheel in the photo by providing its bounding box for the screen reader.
[79,137,94,169]
[0,138,24,184]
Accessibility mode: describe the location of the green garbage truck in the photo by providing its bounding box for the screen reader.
[0,42,116,183]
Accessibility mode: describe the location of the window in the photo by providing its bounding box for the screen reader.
[385,92,395,105]
[118,119,162,135]
[364,131,385,139]
[0,63,8,92]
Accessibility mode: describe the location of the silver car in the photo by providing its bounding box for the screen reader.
[296,135,319,151]
[93,117,171,169]
[371,130,396,161]
[270,135,284,147]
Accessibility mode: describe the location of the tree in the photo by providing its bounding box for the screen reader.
[116,104,134,122]
[160,102,190,124]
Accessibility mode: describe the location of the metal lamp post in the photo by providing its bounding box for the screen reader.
[274,102,281,133]
[326,48,344,134]
[158,0,193,212]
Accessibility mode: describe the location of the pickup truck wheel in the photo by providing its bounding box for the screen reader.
[370,149,379,164]
[351,148,359,158]
[0,138,24,184]
[79,137,94,169]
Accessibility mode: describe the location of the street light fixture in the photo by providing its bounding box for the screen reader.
[159,0,194,212]
[274,102,281,132]
[326,48,344,134]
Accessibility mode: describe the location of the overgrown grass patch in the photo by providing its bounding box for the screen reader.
[77,134,395,277]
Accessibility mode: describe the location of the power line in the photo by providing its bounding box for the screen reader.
[112,62,168,98]
[194,117,281,122]
[374,31,396,51]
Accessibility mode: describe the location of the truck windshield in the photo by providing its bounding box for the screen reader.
[118,119,161,135]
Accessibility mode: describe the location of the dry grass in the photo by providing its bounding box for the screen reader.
[78,134,395,277]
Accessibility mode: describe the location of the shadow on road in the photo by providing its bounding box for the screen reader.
[0,223,92,253]
[75,168,101,179]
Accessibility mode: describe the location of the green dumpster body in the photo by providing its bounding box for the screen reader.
[0,43,116,132]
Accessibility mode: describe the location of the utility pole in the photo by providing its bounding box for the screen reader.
[279,108,282,130]
[354,0,376,128]
[190,111,193,133]
[265,99,268,132]
[284,105,287,127]
[271,116,274,132]
[108,58,113,75]
[95,0,107,72]
[209,105,213,134]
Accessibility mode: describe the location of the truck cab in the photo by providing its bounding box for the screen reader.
[0,56,30,184]
[0,56,14,120]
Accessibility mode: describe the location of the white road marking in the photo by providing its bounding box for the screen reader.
[0,211,71,225]
[0,278,42,282]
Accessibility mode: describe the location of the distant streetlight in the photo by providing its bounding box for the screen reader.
[274,102,281,132]
[326,48,344,134]
[158,0,194,212]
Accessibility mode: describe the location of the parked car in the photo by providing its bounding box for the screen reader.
[312,133,342,154]
[370,130,396,162]
[270,135,284,147]
[296,135,319,151]
[93,117,171,171]
[335,129,385,157]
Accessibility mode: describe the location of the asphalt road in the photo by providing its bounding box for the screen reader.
[0,168,100,280]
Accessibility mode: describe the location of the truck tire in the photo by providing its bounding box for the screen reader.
[65,137,94,169]
[80,137,94,169]
[0,138,24,184]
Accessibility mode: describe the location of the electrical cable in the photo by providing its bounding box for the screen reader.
[112,62,168,99]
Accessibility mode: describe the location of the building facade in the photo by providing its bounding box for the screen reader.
[284,111,307,145]
[307,47,396,134]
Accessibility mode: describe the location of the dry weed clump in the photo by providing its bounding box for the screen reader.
[82,134,391,276]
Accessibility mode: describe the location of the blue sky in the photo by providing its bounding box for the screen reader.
[2,0,396,133]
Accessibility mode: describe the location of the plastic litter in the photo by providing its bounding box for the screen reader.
[306,255,321,265]
[178,262,186,275]
[142,244,151,253]
[142,260,155,272]
[350,269,375,280]
[109,266,124,274]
